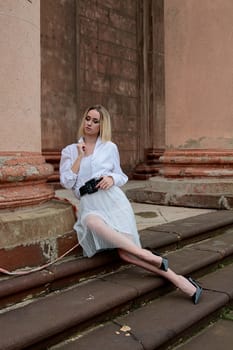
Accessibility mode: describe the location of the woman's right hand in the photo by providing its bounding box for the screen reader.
[77,141,86,156]
[71,142,86,173]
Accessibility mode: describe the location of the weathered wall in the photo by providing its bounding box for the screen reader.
[41,0,77,151]
[41,0,140,175]
[165,0,233,149]
[0,0,41,152]
[78,0,139,173]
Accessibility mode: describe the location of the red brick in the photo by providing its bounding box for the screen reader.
[85,71,111,93]
[80,37,99,52]
[105,95,125,114]
[97,0,122,11]
[99,23,136,50]
[79,91,103,112]
[97,54,112,74]
[80,0,109,24]
[111,58,137,80]
[98,41,137,61]
[123,97,138,115]
[98,24,117,45]
[109,11,136,32]
[81,51,98,71]
[80,17,98,39]
[111,77,137,97]
[121,0,137,17]
[57,231,80,257]
[0,244,46,272]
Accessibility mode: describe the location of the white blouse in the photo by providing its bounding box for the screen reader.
[59,137,128,198]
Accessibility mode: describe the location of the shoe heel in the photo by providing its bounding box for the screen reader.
[188,277,203,304]
[160,257,168,272]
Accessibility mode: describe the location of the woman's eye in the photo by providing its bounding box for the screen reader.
[85,116,100,124]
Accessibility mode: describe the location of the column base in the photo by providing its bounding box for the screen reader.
[0,152,54,209]
[0,199,78,272]
[42,149,61,188]
[160,149,233,178]
[133,148,164,179]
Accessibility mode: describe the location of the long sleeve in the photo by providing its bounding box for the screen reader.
[103,143,128,186]
[59,145,78,189]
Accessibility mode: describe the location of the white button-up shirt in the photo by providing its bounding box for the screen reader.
[60,137,128,198]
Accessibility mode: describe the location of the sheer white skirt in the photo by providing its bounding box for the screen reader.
[73,186,141,257]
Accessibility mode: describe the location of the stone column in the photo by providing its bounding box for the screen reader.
[0,1,77,272]
[134,0,233,209]
[133,0,165,179]
[0,0,54,208]
[150,0,233,208]
[162,0,233,180]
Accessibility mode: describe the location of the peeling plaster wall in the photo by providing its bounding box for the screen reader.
[164,0,233,149]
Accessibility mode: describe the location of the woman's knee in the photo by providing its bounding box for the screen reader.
[118,248,130,262]
[118,248,124,259]
[85,215,102,231]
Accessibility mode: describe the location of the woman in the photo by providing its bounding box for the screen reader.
[60,104,202,304]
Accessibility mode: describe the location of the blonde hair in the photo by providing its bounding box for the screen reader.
[78,104,112,142]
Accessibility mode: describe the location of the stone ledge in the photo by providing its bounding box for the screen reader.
[0,199,77,271]
[0,230,79,272]
[127,187,233,209]
[0,199,76,248]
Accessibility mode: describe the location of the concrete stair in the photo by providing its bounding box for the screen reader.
[0,210,233,350]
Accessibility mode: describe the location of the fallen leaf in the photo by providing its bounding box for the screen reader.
[120,325,131,332]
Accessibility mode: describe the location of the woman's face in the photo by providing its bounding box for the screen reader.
[83,109,100,137]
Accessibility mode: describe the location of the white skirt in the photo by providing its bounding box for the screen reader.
[73,186,141,257]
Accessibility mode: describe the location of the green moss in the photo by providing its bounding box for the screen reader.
[135,211,158,218]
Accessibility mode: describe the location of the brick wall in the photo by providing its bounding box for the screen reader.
[41,0,77,151]
[41,0,140,176]
[78,0,140,175]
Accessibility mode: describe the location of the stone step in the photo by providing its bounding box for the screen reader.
[126,186,233,209]
[1,210,233,309]
[172,310,233,350]
[0,225,233,350]
[50,264,233,350]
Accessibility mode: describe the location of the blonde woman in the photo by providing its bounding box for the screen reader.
[60,105,202,304]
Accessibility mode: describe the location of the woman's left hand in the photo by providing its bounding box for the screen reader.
[97,176,114,190]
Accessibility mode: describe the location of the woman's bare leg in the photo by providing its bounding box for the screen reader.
[118,249,196,296]
[85,215,196,296]
[85,215,164,268]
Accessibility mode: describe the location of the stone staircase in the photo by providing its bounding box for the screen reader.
[0,210,233,350]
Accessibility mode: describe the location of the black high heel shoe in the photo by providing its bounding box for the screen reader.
[188,277,202,304]
[160,257,169,272]
[145,247,169,272]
